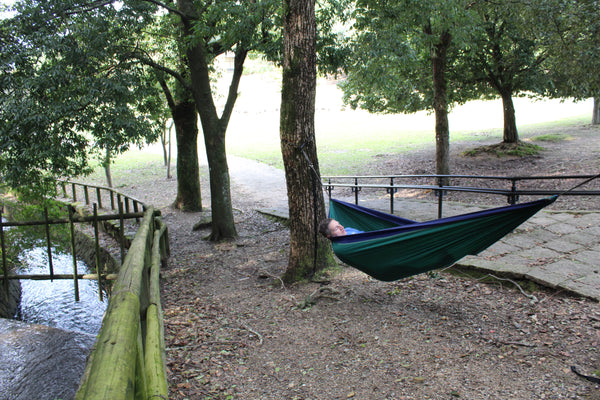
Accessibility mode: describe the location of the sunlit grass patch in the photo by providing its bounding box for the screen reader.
[530,133,573,142]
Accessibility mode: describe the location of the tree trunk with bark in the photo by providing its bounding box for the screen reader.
[160,120,169,167]
[431,30,452,177]
[203,123,237,240]
[157,72,202,211]
[172,100,202,211]
[280,0,336,283]
[500,89,519,143]
[103,148,113,188]
[593,97,600,125]
[177,0,242,240]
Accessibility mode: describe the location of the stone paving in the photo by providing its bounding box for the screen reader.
[458,209,600,301]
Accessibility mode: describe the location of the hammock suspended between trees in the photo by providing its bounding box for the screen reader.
[328,195,557,281]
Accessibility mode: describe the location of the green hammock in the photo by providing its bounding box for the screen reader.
[328,196,557,281]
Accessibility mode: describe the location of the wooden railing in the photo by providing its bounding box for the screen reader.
[58,179,146,215]
[56,180,171,399]
[2,180,171,398]
[0,206,142,301]
[75,207,170,400]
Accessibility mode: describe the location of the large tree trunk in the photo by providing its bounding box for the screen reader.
[431,30,452,177]
[500,89,519,143]
[172,100,202,211]
[157,72,202,210]
[280,0,336,283]
[203,123,237,240]
[593,97,600,125]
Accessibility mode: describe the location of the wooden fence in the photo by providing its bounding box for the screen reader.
[58,179,146,215]
[57,180,171,399]
[1,180,171,398]
[75,207,170,399]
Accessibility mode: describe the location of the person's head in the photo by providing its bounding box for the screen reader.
[319,218,346,238]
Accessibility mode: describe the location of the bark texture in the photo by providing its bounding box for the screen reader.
[431,30,452,177]
[280,0,336,282]
[172,100,202,211]
[176,0,244,239]
[501,89,519,143]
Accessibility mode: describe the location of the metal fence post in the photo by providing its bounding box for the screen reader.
[68,206,80,302]
[0,208,7,295]
[44,207,54,281]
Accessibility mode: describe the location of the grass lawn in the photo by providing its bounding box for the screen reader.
[89,73,593,183]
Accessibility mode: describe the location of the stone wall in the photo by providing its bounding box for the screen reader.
[74,229,120,276]
[0,280,21,319]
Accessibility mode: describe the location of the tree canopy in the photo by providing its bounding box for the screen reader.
[340,0,599,146]
[541,0,600,124]
[0,0,163,195]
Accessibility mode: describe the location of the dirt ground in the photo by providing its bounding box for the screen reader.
[133,122,600,400]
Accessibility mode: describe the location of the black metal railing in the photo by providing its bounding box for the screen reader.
[323,174,600,218]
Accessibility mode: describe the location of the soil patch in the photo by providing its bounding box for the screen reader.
[124,123,600,399]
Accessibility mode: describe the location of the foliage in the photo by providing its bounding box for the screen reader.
[339,0,597,142]
[540,0,600,100]
[0,0,164,196]
[340,0,480,114]
[460,0,555,99]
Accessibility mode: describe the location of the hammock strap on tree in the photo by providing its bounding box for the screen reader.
[288,138,323,279]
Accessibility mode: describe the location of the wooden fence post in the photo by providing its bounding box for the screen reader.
[96,187,103,209]
[0,208,7,295]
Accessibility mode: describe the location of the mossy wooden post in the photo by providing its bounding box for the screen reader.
[44,207,54,280]
[75,291,140,399]
[68,206,80,301]
[72,182,77,202]
[76,208,157,400]
[144,231,168,398]
[0,209,7,294]
[93,204,103,301]
[135,327,148,400]
[96,187,103,209]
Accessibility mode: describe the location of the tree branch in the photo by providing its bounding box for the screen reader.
[157,74,176,112]
[141,0,190,21]
[120,47,193,92]
[219,46,248,126]
[62,0,114,16]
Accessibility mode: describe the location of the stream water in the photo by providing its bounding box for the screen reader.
[16,247,108,335]
[0,218,109,399]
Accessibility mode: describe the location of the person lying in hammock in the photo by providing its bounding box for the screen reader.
[319,218,363,238]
